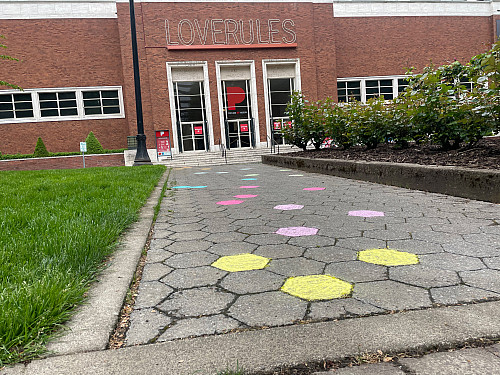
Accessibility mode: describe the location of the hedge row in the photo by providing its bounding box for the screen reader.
[282,42,500,151]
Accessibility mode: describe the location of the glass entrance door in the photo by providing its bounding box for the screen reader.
[222,80,254,149]
[268,78,294,145]
[174,81,209,152]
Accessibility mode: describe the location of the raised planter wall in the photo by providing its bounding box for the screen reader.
[0,153,125,171]
[262,155,500,203]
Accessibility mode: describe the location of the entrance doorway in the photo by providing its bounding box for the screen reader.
[222,80,255,149]
[173,81,209,152]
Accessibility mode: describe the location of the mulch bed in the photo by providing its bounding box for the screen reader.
[288,138,500,170]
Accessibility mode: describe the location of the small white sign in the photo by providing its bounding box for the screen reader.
[80,142,87,153]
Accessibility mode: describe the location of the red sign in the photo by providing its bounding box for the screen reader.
[155,130,171,157]
[194,126,203,135]
[273,121,281,130]
[240,123,249,132]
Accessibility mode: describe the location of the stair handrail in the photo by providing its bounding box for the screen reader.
[218,138,228,164]
[267,135,279,154]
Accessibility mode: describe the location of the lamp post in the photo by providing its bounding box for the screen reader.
[129,0,151,165]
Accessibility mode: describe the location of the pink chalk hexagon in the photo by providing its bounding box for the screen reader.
[273,204,304,211]
[234,194,258,198]
[348,210,385,218]
[303,187,326,191]
[216,200,244,206]
[276,226,318,237]
[239,186,259,189]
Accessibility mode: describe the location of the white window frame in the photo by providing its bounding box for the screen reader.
[337,75,408,103]
[0,86,125,124]
[166,61,213,155]
[262,58,301,147]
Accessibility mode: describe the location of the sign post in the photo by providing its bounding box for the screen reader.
[80,141,87,168]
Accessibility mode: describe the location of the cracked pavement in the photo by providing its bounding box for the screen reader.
[125,163,500,346]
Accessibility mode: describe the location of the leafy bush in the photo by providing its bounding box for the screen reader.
[349,98,390,149]
[33,137,49,157]
[323,99,354,149]
[85,131,104,154]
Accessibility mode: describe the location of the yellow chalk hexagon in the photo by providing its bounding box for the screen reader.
[211,253,270,272]
[358,248,419,266]
[281,275,353,301]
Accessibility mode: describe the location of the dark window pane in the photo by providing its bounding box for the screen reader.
[269,78,291,92]
[83,91,100,99]
[85,107,102,115]
[180,109,203,122]
[39,92,57,100]
[228,121,238,133]
[181,123,192,135]
[0,95,12,102]
[58,91,76,100]
[338,95,347,102]
[183,138,194,151]
[380,79,392,86]
[40,101,58,109]
[366,87,379,95]
[178,95,202,109]
[15,101,33,110]
[84,99,101,107]
[14,93,31,101]
[380,86,393,94]
[41,109,59,117]
[0,103,13,111]
[103,106,120,114]
[380,93,393,100]
[102,98,119,107]
[366,80,378,88]
[16,110,34,118]
[337,82,347,89]
[59,100,77,108]
[347,88,361,95]
[270,92,291,105]
[60,108,78,116]
[0,111,14,118]
[347,81,361,89]
[337,89,347,96]
[176,82,200,96]
[101,90,118,98]
[194,138,205,151]
[272,104,287,118]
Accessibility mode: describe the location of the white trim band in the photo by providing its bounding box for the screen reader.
[0,1,117,19]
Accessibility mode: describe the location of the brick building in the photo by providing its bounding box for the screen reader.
[0,0,498,157]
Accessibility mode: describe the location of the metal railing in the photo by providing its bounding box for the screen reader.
[218,138,227,164]
[267,135,280,154]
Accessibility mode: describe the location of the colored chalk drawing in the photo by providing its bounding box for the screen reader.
[171,186,192,189]
[194,172,208,174]
[244,174,259,176]
[280,169,291,171]
[212,253,270,272]
[241,178,257,181]
[273,204,304,210]
[216,200,244,205]
[201,168,211,170]
[358,248,419,266]
[190,186,207,189]
[216,171,229,174]
[240,168,253,170]
[281,275,353,300]
[303,187,325,191]
[276,227,318,237]
[349,210,385,217]
[289,174,304,177]
[234,194,258,198]
[239,186,259,188]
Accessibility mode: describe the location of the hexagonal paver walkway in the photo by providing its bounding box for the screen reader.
[125,163,500,346]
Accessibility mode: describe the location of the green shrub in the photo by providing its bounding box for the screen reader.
[349,98,390,149]
[323,99,354,149]
[85,131,104,154]
[33,137,49,157]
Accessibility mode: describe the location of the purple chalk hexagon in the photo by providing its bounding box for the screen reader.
[348,210,385,218]
[273,204,304,211]
[303,187,326,191]
[276,227,318,237]
[216,200,244,206]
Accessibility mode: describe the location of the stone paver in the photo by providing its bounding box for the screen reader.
[125,163,500,346]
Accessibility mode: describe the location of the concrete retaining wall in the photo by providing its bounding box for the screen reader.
[0,153,125,171]
[262,155,500,203]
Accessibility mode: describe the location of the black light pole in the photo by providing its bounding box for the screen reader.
[129,0,151,165]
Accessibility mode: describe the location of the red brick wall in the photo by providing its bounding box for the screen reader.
[334,16,494,78]
[0,153,124,171]
[0,19,129,154]
[116,2,338,147]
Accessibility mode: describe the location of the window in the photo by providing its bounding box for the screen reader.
[337,76,408,103]
[39,91,78,117]
[0,86,123,124]
[269,78,294,118]
[83,90,120,116]
[0,93,34,119]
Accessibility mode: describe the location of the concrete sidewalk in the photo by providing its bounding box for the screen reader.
[3,162,500,375]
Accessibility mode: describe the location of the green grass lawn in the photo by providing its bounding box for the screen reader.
[0,166,166,366]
